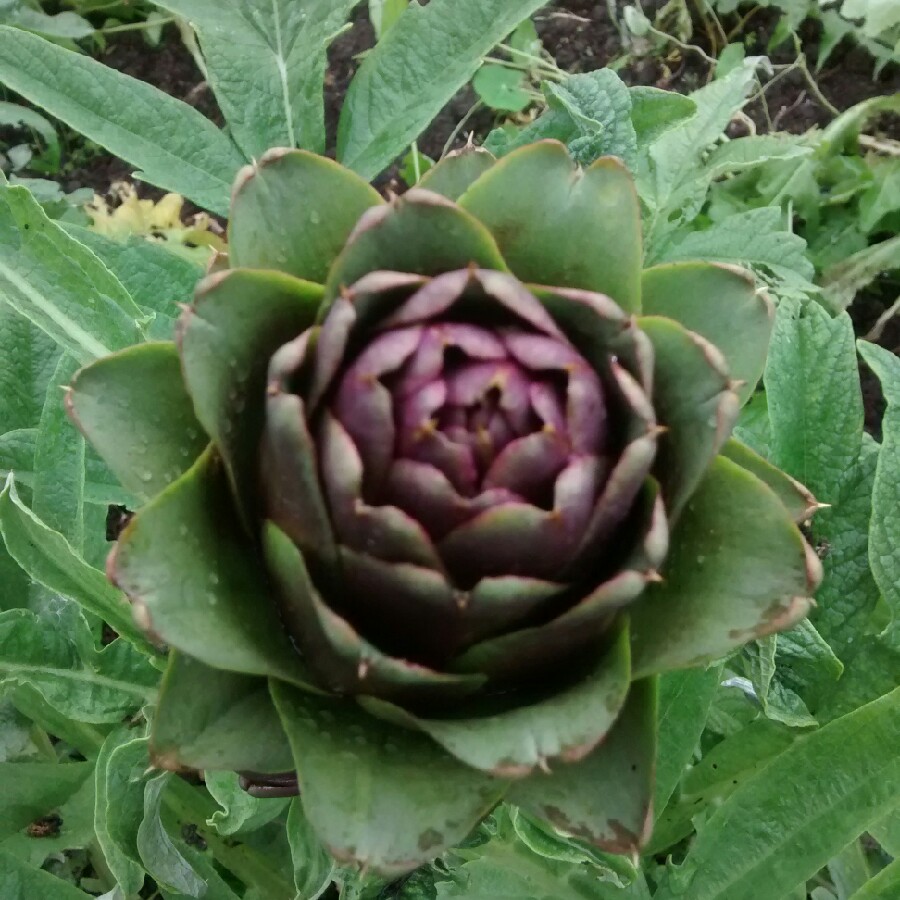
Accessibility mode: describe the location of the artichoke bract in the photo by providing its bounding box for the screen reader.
[67,141,822,873]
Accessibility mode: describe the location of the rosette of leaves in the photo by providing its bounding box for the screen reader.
[66,140,822,874]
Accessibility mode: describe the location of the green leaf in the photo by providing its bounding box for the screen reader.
[654,665,722,816]
[0,848,92,899]
[823,236,900,312]
[0,178,144,362]
[337,0,550,179]
[0,608,157,723]
[829,839,871,899]
[153,0,358,158]
[813,438,881,663]
[816,635,900,725]
[151,652,293,773]
[459,142,642,310]
[849,858,900,900]
[180,268,323,523]
[637,315,736,516]
[871,807,900,856]
[0,428,129,506]
[0,27,244,216]
[742,636,817,728]
[63,225,202,339]
[287,798,336,900]
[417,146,496,200]
[765,300,876,657]
[433,806,652,899]
[483,70,640,169]
[720,438,818,523]
[0,100,59,170]
[628,86,695,145]
[473,64,531,113]
[229,149,382,283]
[681,717,797,801]
[362,623,631,777]
[857,341,900,647]
[651,207,816,299]
[544,70,637,168]
[111,449,314,687]
[138,773,206,897]
[94,730,150,894]
[6,6,94,39]
[206,770,289,836]
[640,62,758,248]
[654,688,900,900]
[0,760,92,840]
[0,476,155,653]
[0,772,96,868]
[766,298,863,507]
[0,304,58,432]
[271,682,508,873]
[507,679,657,853]
[67,342,208,501]
[703,135,811,178]
[641,262,773,407]
[324,189,507,298]
[31,354,84,550]
[630,455,818,677]
[369,0,410,39]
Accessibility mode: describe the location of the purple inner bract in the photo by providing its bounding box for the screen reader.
[331,320,609,549]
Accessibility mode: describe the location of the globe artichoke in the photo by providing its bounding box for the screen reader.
[67,141,822,873]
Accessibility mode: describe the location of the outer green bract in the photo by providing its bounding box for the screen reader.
[67,141,822,873]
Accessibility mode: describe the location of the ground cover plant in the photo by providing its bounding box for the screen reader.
[0,1,898,898]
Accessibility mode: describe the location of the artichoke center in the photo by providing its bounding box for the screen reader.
[332,319,608,525]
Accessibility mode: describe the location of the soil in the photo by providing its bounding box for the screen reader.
[5,0,898,425]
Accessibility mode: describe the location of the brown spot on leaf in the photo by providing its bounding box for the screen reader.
[27,814,62,838]
[598,818,641,854]
[418,827,444,852]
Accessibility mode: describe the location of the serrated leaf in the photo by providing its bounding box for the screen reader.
[655,688,900,900]
[0,178,145,362]
[338,0,550,179]
[0,27,244,215]
[153,0,359,158]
